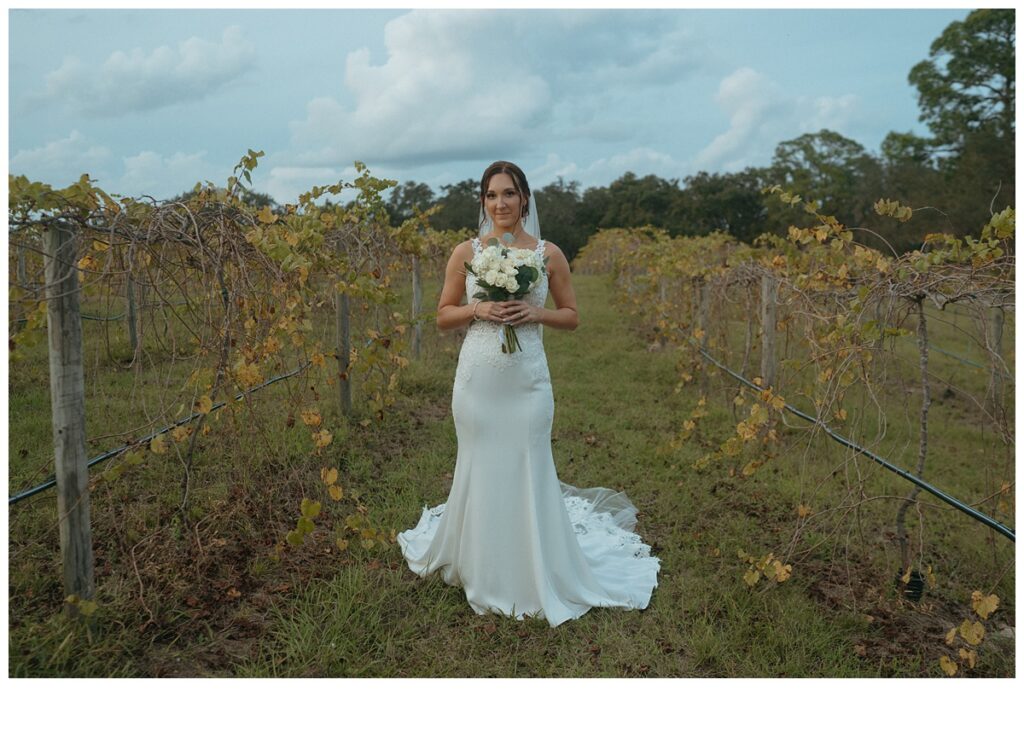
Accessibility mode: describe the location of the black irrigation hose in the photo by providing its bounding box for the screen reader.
[8,362,310,506]
[689,338,1015,544]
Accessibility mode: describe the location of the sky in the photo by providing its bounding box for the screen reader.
[6,3,974,205]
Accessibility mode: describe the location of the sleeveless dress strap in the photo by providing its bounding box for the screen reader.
[471,237,482,255]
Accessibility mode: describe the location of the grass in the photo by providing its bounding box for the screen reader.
[8,272,1015,677]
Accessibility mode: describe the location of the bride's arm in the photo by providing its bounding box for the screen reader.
[436,242,507,331]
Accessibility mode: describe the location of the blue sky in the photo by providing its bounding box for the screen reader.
[7,5,971,204]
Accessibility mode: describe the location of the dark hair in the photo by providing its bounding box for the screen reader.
[479,161,531,220]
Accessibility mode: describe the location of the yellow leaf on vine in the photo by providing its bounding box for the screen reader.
[741,460,762,477]
[971,591,999,620]
[743,569,760,587]
[735,422,757,441]
[797,504,812,517]
[945,627,958,645]
[196,395,213,414]
[959,620,985,646]
[958,648,978,669]
[721,436,743,456]
[310,352,325,368]
[321,467,338,485]
[939,655,958,676]
[234,360,261,388]
[300,410,322,427]
[771,560,793,582]
[150,434,168,455]
[328,484,343,501]
[312,429,333,449]
[257,205,277,224]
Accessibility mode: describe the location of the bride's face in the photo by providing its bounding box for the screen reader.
[484,173,526,233]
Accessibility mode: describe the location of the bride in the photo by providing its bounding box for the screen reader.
[397,160,660,627]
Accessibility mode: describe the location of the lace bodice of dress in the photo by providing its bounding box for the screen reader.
[455,237,550,386]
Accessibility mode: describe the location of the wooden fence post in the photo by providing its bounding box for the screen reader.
[126,272,139,357]
[873,290,894,349]
[411,255,422,360]
[43,222,95,618]
[760,273,778,389]
[17,242,28,286]
[336,290,352,416]
[698,278,710,394]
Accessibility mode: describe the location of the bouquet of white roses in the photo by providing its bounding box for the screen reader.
[465,233,549,354]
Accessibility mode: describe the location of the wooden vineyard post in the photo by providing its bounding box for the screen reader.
[411,255,422,360]
[873,290,897,350]
[986,305,1005,415]
[336,290,352,416]
[43,222,95,618]
[697,279,710,394]
[16,242,28,286]
[126,272,139,358]
[760,273,778,389]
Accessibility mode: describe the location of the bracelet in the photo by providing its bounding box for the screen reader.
[472,301,482,321]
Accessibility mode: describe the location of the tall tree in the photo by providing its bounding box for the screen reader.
[908,9,1015,157]
[673,169,768,242]
[766,129,883,233]
[598,172,683,230]
[534,177,585,262]
[430,179,478,233]
[385,181,435,225]
[907,9,1015,233]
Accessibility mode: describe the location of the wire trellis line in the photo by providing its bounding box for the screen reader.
[8,362,311,506]
[688,335,1015,544]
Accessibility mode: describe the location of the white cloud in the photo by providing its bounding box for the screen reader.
[693,67,860,173]
[261,165,360,207]
[38,26,256,116]
[9,130,112,181]
[118,149,217,198]
[527,148,688,191]
[284,10,707,171]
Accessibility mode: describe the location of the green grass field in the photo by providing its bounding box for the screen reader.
[8,272,1015,677]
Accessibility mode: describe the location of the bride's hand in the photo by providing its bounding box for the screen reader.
[502,301,538,324]
[477,301,509,322]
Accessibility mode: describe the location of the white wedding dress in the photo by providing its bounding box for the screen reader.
[397,237,660,627]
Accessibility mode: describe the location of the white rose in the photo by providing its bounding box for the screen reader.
[484,270,498,286]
